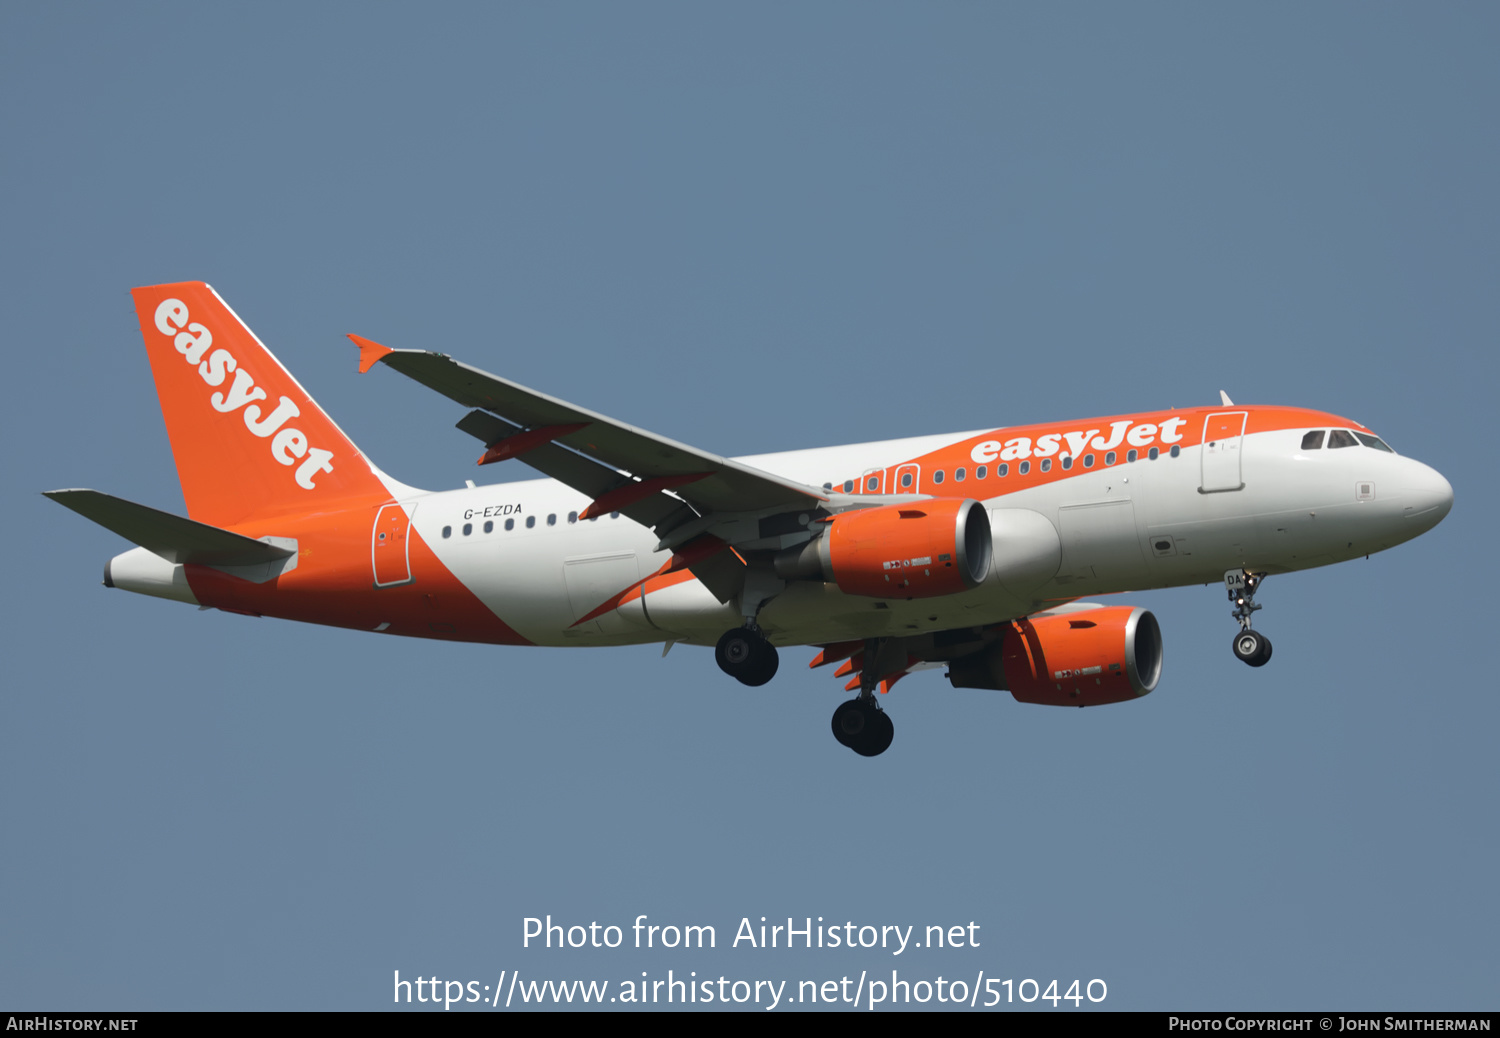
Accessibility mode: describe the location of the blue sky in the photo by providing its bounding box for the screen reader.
[3,3,1496,1010]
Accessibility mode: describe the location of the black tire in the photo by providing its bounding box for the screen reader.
[716,627,779,686]
[742,640,780,687]
[716,628,757,675]
[1250,634,1273,668]
[1232,629,1267,666]
[831,699,869,747]
[852,708,894,757]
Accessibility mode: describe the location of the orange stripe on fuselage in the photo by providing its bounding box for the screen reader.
[572,536,729,627]
[834,405,1364,499]
[572,566,699,627]
[183,495,532,646]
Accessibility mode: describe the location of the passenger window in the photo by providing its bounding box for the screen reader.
[1127,449,1138,463]
[442,526,452,539]
[1170,445,1180,458]
[976,465,987,479]
[526,515,537,528]
[866,476,878,491]
[1355,433,1395,453]
[1083,454,1095,468]
[1040,458,1051,472]
[900,472,913,489]
[1148,447,1159,460]
[462,523,472,536]
[548,514,557,526]
[505,518,515,531]
[611,512,620,519]
[1328,429,1358,449]
[483,520,493,533]
[1106,451,1116,466]
[843,480,854,493]
[822,482,832,491]
[568,511,578,524]
[933,471,945,484]
[1019,461,1030,475]
[955,467,966,482]
[1301,430,1325,450]
[998,463,1009,477]
[1061,456,1073,470]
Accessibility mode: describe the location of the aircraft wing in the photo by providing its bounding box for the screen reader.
[352,337,829,528]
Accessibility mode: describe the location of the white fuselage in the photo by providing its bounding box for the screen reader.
[409,425,1452,648]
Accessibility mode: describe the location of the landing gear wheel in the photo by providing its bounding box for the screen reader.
[1253,634,1272,667]
[830,698,894,756]
[852,708,894,757]
[715,627,779,686]
[1232,629,1272,668]
[831,699,868,747]
[748,641,779,685]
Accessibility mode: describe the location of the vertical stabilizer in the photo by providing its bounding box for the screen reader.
[130,282,391,527]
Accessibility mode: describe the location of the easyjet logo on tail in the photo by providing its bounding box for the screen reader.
[153,298,335,490]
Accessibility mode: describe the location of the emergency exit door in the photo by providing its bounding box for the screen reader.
[1200,412,1247,493]
[372,503,415,587]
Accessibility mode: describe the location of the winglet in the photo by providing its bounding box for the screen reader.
[1219,390,1234,406]
[348,334,394,374]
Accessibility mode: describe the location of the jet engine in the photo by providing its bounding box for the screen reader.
[947,605,1162,706]
[774,498,992,599]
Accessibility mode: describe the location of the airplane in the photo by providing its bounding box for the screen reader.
[46,282,1454,757]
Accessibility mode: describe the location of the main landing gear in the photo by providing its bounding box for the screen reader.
[830,637,895,757]
[832,697,894,757]
[715,625,779,687]
[713,622,894,757]
[1225,569,1272,667]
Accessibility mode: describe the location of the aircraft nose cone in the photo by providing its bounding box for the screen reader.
[1402,462,1453,530]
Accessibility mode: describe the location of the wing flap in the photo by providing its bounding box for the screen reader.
[453,410,690,529]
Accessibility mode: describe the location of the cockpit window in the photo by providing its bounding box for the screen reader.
[1300,430,1325,450]
[1355,432,1395,453]
[1328,429,1358,449]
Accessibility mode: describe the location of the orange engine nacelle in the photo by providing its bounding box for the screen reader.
[775,498,992,599]
[1001,606,1162,706]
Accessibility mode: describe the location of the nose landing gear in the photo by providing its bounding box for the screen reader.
[1226,570,1272,667]
[1232,628,1272,667]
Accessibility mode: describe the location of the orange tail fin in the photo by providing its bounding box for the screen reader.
[130,282,391,527]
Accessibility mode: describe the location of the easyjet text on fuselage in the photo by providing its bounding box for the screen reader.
[968,417,1190,465]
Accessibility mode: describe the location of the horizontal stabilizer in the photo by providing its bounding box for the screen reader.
[43,489,295,566]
